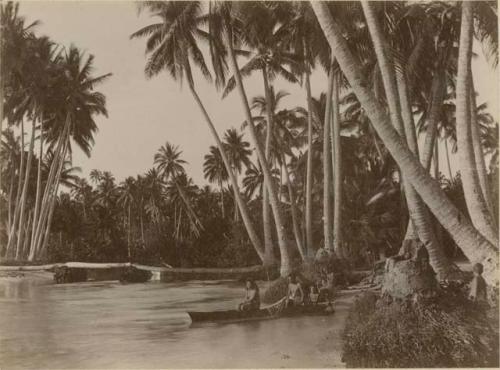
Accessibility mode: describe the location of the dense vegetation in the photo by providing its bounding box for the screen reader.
[342,291,499,367]
[0,2,498,281]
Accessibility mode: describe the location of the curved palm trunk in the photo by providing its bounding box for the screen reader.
[404,70,446,241]
[363,2,453,278]
[37,138,69,258]
[31,119,70,260]
[282,153,306,260]
[6,120,25,256]
[332,74,343,258]
[262,67,276,266]
[219,179,225,219]
[187,82,265,262]
[312,1,498,284]
[456,2,498,245]
[323,67,334,252]
[445,139,453,179]
[31,116,44,253]
[223,26,293,276]
[305,62,314,256]
[7,156,15,238]
[421,71,446,171]
[469,76,495,218]
[233,185,239,222]
[433,140,439,179]
[40,181,62,258]
[15,120,36,259]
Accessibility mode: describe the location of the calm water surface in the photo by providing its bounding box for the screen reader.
[0,273,349,369]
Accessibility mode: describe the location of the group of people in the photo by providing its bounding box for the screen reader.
[237,261,489,313]
[237,271,334,312]
[285,273,333,307]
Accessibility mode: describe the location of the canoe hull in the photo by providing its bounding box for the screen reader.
[188,303,333,324]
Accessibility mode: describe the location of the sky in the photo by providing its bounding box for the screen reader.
[18,1,499,186]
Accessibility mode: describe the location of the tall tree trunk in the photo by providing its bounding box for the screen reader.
[32,124,70,260]
[311,1,498,284]
[7,158,15,235]
[305,56,314,256]
[445,139,453,179]
[223,26,293,276]
[233,184,239,222]
[15,119,36,260]
[323,66,334,252]
[30,117,70,260]
[21,210,33,261]
[40,182,61,258]
[219,179,225,219]
[332,74,343,258]
[127,203,131,260]
[187,82,265,262]
[262,67,275,266]
[421,72,446,171]
[433,139,439,179]
[140,199,145,245]
[363,2,453,278]
[6,120,25,256]
[456,1,498,245]
[31,116,44,253]
[470,75,495,218]
[282,153,306,260]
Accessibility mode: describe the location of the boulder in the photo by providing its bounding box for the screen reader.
[382,259,438,300]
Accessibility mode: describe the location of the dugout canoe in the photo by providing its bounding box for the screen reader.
[188,302,334,324]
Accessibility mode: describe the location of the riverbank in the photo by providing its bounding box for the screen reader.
[0,271,366,368]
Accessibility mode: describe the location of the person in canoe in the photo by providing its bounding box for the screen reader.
[238,278,260,312]
[286,274,304,307]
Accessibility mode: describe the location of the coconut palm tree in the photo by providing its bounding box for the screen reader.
[203,145,228,218]
[311,1,498,285]
[455,1,498,246]
[221,2,302,267]
[29,46,110,261]
[132,1,265,263]
[223,128,252,221]
[361,1,453,278]
[118,176,136,260]
[208,2,298,274]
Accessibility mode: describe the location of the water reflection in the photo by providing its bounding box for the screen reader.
[0,276,347,369]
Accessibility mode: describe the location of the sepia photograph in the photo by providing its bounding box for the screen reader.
[0,0,498,368]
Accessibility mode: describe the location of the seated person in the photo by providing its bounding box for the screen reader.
[469,263,488,306]
[238,279,260,311]
[286,274,304,307]
[309,285,320,305]
[317,277,333,304]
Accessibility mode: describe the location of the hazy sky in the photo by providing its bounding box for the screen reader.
[19,1,499,186]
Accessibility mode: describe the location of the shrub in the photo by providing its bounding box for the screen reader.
[342,291,499,368]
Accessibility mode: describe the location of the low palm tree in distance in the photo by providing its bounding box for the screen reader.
[203,145,229,218]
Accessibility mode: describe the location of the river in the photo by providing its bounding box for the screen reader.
[0,272,353,369]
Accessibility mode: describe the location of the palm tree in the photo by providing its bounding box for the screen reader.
[89,169,103,185]
[221,2,301,267]
[216,3,297,274]
[361,1,453,278]
[455,1,498,246]
[203,145,228,218]
[311,1,498,285]
[118,176,136,260]
[132,1,265,263]
[223,128,252,221]
[26,46,110,261]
